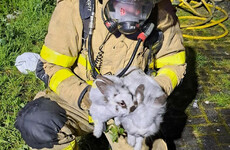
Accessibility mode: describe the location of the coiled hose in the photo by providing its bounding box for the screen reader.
[172,0,229,40]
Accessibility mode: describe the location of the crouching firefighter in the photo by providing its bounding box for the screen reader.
[15,0,187,149]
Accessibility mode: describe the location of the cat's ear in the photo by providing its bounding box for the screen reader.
[97,75,114,85]
[154,94,167,105]
[96,75,114,95]
[95,81,107,95]
[135,84,145,103]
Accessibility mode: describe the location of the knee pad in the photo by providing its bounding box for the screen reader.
[15,97,67,149]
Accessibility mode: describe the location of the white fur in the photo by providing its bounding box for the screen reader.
[89,75,136,138]
[115,67,167,150]
[89,68,167,150]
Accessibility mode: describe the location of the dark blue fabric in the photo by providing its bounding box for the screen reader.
[36,59,49,87]
[80,0,95,39]
[79,0,94,19]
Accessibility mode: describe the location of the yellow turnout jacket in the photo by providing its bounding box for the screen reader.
[39,0,186,108]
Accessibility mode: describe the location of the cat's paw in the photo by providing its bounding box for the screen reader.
[134,137,143,150]
[114,117,121,126]
[127,134,136,147]
[93,128,102,138]
[93,121,103,138]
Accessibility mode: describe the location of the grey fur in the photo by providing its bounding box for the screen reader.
[115,67,167,150]
[89,75,137,138]
[89,68,167,150]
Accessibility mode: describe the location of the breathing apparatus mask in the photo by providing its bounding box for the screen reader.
[103,0,155,35]
[78,0,163,109]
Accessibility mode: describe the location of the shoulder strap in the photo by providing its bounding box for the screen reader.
[145,4,158,26]
[79,0,93,19]
[79,0,95,39]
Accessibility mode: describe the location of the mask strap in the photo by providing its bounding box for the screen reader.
[101,8,118,33]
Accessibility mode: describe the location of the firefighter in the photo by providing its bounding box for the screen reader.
[15,0,186,149]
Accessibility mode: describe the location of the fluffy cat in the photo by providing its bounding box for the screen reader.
[89,68,167,150]
[114,68,167,150]
[89,75,143,138]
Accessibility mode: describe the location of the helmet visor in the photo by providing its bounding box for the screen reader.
[105,0,154,23]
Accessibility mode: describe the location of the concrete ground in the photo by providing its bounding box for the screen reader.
[175,102,230,150]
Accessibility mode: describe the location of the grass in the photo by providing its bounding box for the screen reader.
[194,50,230,106]
[175,1,230,107]
[0,0,55,149]
[0,0,229,150]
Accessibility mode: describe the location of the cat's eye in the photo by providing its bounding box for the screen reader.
[120,100,125,106]
[117,100,127,108]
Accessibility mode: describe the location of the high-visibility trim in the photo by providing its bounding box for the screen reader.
[157,68,178,89]
[88,115,94,125]
[86,80,93,85]
[88,110,94,125]
[62,140,76,150]
[78,54,91,70]
[149,62,154,69]
[49,69,75,94]
[155,51,186,68]
[77,54,100,74]
[88,115,94,124]
[40,45,77,67]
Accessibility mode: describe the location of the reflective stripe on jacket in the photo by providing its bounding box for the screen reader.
[39,0,186,107]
